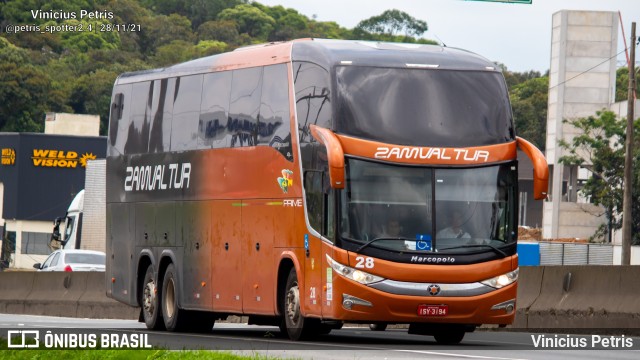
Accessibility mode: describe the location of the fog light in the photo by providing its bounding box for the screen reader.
[491,299,516,314]
[342,294,372,310]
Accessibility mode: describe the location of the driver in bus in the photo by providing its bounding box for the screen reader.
[378,217,402,238]
[436,210,470,239]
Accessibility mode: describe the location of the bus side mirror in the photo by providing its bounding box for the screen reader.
[52,217,63,240]
[310,125,345,189]
[517,137,549,200]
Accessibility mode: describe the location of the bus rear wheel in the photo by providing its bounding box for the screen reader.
[141,265,165,330]
[283,268,317,340]
[162,263,189,332]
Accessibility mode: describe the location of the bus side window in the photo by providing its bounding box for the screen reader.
[149,78,174,153]
[199,71,232,149]
[304,170,333,241]
[229,67,263,148]
[304,170,323,233]
[260,64,292,161]
[126,81,152,154]
[324,173,335,241]
[293,61,331,148]
[108,84,132,156]
[171,75,204,151]
[109,92,123,148]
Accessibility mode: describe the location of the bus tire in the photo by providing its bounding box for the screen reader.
[283,268,315,340]
[369,323,387,331]
[433,329,465,345]
[141,265,165,330]
[161,263,188,332]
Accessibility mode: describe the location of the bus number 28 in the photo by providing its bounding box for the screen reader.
[355,257,374,269]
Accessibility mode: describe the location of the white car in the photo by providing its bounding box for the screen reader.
[33,249,106,272]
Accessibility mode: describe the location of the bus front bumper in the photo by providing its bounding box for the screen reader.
[324,276,517,325]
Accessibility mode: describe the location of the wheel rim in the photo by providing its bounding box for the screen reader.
[286,282,300,326]
[165,277,175,319]
[143,280,156,315]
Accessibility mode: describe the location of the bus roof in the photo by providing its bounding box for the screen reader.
[116,39,498,85]
[291,39,498,71]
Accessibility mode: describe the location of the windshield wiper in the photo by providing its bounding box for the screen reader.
[438,244,508,258]
[355,237,415,253]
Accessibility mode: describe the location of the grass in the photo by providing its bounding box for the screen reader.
[0,349,277,359]
[0,337,283,360]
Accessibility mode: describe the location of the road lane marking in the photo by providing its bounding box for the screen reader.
[395,350,528,360]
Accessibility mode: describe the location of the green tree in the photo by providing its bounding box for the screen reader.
[106,0,154,52]
[559,110,640,244]
[151,39,197,66]
[496,62,544,89]
[140,13,194,55]
[188,0,244,29]
[510,76,548,150]
[217,4,275,41]
[261,5,309,41]
[615,67,640,102]
[195,39,227,56]
[0,38,67,132]
[57,19,121,52]
[141,0,189,16]
[197,20,240,44]
[1,0,90,24]
[308,21,349,39]
[68,69,119,135]
[355,9,428,38]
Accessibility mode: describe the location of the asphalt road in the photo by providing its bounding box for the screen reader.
[1,314,638,359]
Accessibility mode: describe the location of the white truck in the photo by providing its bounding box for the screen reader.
[50,159,105,251]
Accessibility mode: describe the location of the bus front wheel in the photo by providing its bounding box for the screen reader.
[369,323,387,331]
[141,265,165,330]
[283,268,316,340]
[433,329,466,345]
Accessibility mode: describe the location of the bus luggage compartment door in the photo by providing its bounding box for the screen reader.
[211,200,242,312]
[240,199,289,315]
[107,202,135,305]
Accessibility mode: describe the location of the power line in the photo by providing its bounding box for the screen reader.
[549,48,630,90]
[550,36,640,90]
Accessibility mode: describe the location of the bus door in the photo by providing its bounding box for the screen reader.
[302,170,334,317]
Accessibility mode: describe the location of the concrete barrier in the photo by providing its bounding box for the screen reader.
[0,272,138,320]
[24,272,89,317]
[2,266,640,328]
[0,272,36,314]
[77,272,138,319]
[523,266,640,329]
[513,266,543,328]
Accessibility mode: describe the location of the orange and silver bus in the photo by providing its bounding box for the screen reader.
[106,38,548,344]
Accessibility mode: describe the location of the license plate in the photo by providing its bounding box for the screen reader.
[417,304,448,316]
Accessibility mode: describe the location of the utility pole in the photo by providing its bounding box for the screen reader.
[622,22,636,265]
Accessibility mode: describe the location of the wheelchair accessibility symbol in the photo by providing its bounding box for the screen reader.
[415,234,432,251]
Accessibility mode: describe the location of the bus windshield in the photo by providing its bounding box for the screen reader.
[334,66,514,147]
[339,159,517,254]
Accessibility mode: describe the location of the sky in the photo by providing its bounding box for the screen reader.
[257,0,640,73]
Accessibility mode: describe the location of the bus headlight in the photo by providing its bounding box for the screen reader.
[481,268,519,289]
[326,255,384,285]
